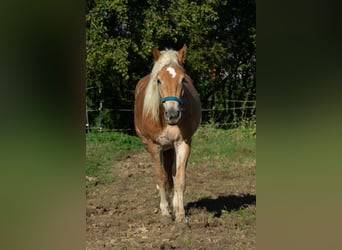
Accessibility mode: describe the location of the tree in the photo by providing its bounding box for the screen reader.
[86,0,256,130]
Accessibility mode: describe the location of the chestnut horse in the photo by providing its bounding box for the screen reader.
[134,45,201,223]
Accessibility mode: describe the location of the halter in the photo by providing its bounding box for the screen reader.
[160,96,183,105]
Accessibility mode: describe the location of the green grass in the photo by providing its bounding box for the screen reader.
[86,132,143,178]
[189,124,256,169]
[86,125,256,178]
[181,237,192,247]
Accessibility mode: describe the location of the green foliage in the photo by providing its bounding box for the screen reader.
[86,0,256,129]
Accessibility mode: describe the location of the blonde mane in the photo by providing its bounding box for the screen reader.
[143,49,180,122]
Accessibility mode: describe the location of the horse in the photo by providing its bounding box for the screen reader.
[134,44,201,223]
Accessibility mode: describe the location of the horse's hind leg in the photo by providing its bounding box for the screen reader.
[173,140,190,223]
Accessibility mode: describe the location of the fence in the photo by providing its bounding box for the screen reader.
[85,99,256,135]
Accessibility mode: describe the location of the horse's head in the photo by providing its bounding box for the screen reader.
[151,45,186,125]
[156,63,186,125]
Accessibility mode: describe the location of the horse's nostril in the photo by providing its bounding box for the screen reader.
[165,109,180,120]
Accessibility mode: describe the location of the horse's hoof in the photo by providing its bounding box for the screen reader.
[174,214,187,223]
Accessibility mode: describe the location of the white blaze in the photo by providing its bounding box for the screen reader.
[166,66,176,78]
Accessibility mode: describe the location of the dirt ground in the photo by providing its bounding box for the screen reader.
[86,151,256,249]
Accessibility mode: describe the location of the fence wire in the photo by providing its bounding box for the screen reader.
[85,100,256,136]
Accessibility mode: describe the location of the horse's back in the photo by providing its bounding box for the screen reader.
[134,74,149,100]
[181,75,201,135]
[134,75,148,136]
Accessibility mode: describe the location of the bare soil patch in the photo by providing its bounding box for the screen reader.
[86,151,256,249]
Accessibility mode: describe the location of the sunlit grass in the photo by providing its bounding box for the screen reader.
[86,125,256,177]
[86,132,142,177]
[189,125,256,169]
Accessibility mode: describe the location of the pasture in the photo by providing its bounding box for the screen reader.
[86,125,256,249]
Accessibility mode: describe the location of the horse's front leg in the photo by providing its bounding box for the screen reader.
[173,140,190,223]
[148,142,171,218]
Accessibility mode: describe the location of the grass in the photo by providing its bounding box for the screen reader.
[189,124,256,169]
[86,124,256,178]
[86,132,143,179]
[181,237,192,247]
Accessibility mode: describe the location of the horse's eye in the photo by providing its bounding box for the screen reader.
[181,77,186,85]
[157,79,161,84]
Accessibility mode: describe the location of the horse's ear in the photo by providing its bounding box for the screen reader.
[177,44,187,65]
[153,48,160,61]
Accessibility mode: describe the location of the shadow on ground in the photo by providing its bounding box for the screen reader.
[185,194,256,217]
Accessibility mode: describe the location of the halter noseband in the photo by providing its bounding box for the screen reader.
[160,96,183,105]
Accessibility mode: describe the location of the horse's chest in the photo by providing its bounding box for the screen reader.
[156,126,181,147]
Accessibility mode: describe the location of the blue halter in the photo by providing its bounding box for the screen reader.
[160,96,183,105]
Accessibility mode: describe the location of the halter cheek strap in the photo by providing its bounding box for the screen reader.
[160,96,183,105]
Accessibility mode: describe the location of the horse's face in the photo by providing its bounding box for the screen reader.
[157,64,185,125]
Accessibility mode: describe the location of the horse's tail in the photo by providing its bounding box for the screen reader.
[163,149,175,193]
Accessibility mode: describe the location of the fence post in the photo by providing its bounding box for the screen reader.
[86,86,98,143]
[98,100,103,132]
[86,104,91,143]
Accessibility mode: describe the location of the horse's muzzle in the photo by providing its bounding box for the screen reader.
[164,107,181,125]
